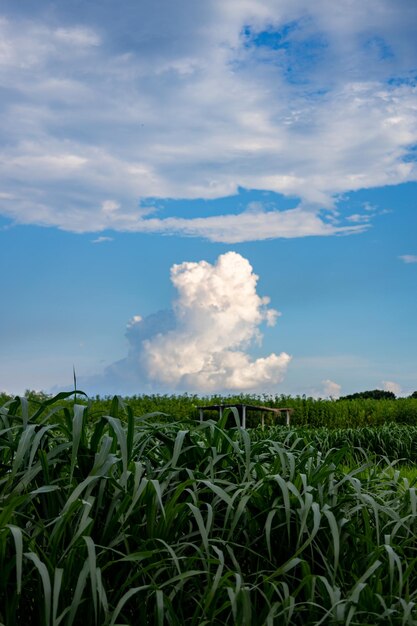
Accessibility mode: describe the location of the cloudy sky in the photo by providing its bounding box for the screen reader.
[1,0,416,397]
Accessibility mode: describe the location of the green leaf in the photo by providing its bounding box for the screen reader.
[24,551,52,626]
[7,524,23,594]
[70,404,86,483]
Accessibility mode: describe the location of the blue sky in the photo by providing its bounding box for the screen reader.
[0,0,416,397]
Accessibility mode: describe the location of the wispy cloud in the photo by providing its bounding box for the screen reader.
[346,214,372,223]
[0,2,416,240]
[399,254,417,264]
[100,206,367,243]
[84,252,291,394]
[92,236,113,244]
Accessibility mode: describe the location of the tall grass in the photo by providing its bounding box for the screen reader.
[1,394,417,625]
[255,424,417,465]
[9,390,417,428]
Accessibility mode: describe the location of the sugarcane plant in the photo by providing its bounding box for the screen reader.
[1,392,417,625]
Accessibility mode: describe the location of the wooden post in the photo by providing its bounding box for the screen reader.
[261,413,265,430]
[242,405,246,429]
[285,410,290,427]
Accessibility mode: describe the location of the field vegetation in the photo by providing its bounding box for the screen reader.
[3,389,417,428]
[1,392,417,625]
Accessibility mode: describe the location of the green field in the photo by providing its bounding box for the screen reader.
[1,392,417,625]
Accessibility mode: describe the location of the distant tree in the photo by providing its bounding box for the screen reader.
[409,391,417,399]
[24,389,51,402]
[339,389,396,400]
[0,391,12,404]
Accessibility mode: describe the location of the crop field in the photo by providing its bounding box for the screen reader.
[1,392,417,625]
[5,390,417,428]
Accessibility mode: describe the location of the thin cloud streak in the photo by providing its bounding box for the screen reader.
[399,254,417,264]
[91,236,113,244]
[96,206,368,243]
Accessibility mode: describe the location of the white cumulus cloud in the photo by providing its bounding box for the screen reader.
[322,379,342,398]
[0,2,416,240]
[382,380,402,396]
[85,252,291,393]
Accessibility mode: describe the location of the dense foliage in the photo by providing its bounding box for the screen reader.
[339,389,397,400]
[254,424,417,464]
[1,393,417,625]
[5,389,417,429]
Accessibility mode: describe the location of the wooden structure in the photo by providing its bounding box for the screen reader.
[197,403,293,429]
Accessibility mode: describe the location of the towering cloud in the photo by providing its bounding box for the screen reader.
[88,252,291,393]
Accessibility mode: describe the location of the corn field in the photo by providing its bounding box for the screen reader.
[1,393,417,625]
